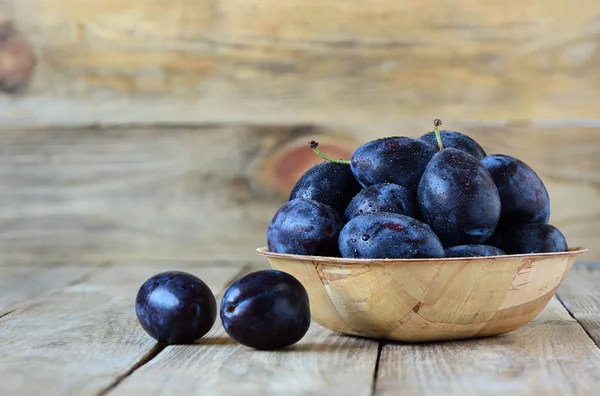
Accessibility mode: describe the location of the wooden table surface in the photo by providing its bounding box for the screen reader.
[2,260,600,396]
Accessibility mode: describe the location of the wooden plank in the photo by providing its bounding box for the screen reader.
[374,297,600,395]
[0,124,597,263]
[0,264,98,316]
[0,263,245,395]
[111,316,379,395]
[2,1,600,126]
[0,126,289,263]
[558,267,600,345]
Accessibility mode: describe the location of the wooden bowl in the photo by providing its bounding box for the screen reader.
[256,247,588,342]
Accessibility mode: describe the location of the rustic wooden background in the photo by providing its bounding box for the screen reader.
[0,1,598,264]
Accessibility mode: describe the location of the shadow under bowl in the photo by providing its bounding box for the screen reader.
[256,246,588,343]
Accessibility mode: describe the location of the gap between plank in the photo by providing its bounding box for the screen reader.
[96,343,166,396]
[370,342,384,396]
[96,264,253,396]
[0,308,17,321]
[556,293,600,350]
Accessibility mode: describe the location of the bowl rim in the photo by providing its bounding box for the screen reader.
[255,246,589,263]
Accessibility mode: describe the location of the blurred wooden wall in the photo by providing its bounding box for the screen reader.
[0,1,599,263]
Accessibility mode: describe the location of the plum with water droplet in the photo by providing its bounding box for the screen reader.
[267,198,343,256]
[420,130,486,160]
[344,183,419,221]
[289,161,361,216]
[350,137,437,191]
[338,213,445,259]
[482,154,550,227]
[418,148,501,247]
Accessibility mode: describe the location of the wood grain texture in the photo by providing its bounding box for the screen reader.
[0,263,243,395]
[0,126,292,263]
[558,267,600,346]
[375,297,600,395]
[261,247,585,342]
[2,1,600,126]
[0,123,598,263]
[0,264,598,395]
[0,264,96,316]
[112,317,379,395]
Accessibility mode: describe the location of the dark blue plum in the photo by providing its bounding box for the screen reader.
[267,198,343,256]
[135,271,217,344]
[420,130,487,160]
[350,137,437,190]
[220,270,310,350]
[289,162,361,216]
[482,154,550,226]
[344,183,419,221]
[489,223,567,254]
[338,213,445,259]
[418,148,501,247]
[445,245,506,258]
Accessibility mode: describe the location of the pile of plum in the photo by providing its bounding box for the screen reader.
[267,121,568,259]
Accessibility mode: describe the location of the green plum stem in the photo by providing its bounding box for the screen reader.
[309,141,351,165]
[433,119,444,151]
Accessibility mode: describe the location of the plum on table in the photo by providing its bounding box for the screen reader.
[135,271,217,344]
[220,270,310,350]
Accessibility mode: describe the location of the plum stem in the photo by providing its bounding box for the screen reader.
[309,141,351,165]
[433,119,444,151]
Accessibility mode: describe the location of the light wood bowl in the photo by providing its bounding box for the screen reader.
[256,247,588,342]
